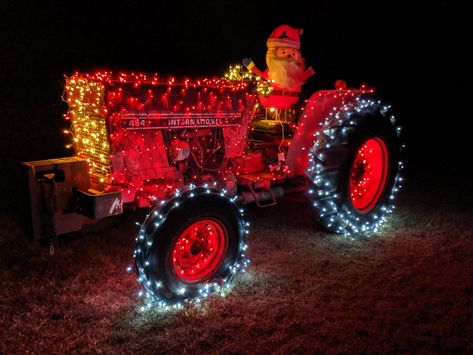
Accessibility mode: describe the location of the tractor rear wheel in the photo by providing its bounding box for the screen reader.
[306,98,404,236]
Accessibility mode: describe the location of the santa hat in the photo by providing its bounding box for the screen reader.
[266,25,303,49]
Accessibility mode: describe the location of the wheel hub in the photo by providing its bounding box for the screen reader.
[349,137,389,213]
[171,219,228,283]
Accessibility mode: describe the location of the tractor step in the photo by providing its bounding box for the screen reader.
[237,173,285,207]
[237,172,286,185]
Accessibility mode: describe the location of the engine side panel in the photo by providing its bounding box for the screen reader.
[65,73,256,202]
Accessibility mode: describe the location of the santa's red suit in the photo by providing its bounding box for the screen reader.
[243,25,315,109]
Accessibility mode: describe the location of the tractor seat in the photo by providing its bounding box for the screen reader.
[250,119,293,142]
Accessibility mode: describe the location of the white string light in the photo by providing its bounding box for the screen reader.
[306,97,405,237]
[131,185,250,311]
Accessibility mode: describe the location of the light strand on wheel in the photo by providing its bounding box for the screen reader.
[306,97,406,237]
[128,183,250,311]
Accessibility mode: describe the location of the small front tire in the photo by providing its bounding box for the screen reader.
[134,188,249,305]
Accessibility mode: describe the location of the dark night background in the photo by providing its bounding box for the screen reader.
[1,1,472,213]
[1,1,473,352]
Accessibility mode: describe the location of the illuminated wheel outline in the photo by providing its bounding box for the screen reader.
[349,137,389,213]
[306,97,405,236]
[134,186,250,308]
[171,219,228,283]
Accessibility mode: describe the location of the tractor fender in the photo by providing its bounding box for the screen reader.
[285,90,361,177]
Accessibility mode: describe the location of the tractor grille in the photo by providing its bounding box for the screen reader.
[65,77,111,186]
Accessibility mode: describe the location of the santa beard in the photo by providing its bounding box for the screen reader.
[267,56,306,90]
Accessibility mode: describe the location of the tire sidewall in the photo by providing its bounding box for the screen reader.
[307,99,402,234]
[140,193,243,301]
[338,112,400,222]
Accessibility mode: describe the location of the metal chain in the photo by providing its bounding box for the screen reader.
[39,177,58,255]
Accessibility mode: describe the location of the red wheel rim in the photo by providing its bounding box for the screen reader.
[171,219,228,283]
[349,137,389,213]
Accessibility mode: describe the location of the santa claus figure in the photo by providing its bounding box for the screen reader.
[243,25,315,109]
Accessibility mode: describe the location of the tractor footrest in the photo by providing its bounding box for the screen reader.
[237,173,285,208]
[237,172,286,185]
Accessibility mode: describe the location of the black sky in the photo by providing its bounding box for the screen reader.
[0,0,472,211]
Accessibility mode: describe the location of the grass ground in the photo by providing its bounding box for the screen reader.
[1,171,472,353]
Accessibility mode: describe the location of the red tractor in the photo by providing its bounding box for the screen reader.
[23,68,404,308]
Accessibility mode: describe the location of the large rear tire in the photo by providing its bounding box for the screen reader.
[306,97,405,236]
[134,187,249,308]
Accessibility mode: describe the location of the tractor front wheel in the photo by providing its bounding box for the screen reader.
[134,188,249,306]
